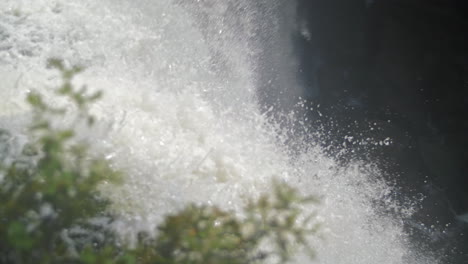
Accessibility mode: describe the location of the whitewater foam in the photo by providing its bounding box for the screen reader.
[0,1,439,263]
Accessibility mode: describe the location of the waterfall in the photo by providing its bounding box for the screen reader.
[0,0,439,263]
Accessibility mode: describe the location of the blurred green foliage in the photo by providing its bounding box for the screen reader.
[0,60,319,263]
[0,59,121,264]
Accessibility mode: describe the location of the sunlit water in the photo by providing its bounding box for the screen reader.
[0,1,439,263]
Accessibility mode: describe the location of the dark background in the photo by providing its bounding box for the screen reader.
[293,0,468,262]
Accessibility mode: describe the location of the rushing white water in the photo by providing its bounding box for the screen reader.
[0,1,439,263]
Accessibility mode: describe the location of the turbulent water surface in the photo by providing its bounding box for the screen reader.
[0,1,440,263]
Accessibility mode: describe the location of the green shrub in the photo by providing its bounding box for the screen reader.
[0,60,319,264]
[135,181,319,264]
[0,59,121,264]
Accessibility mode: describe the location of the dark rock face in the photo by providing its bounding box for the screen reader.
[295,0,468,261]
